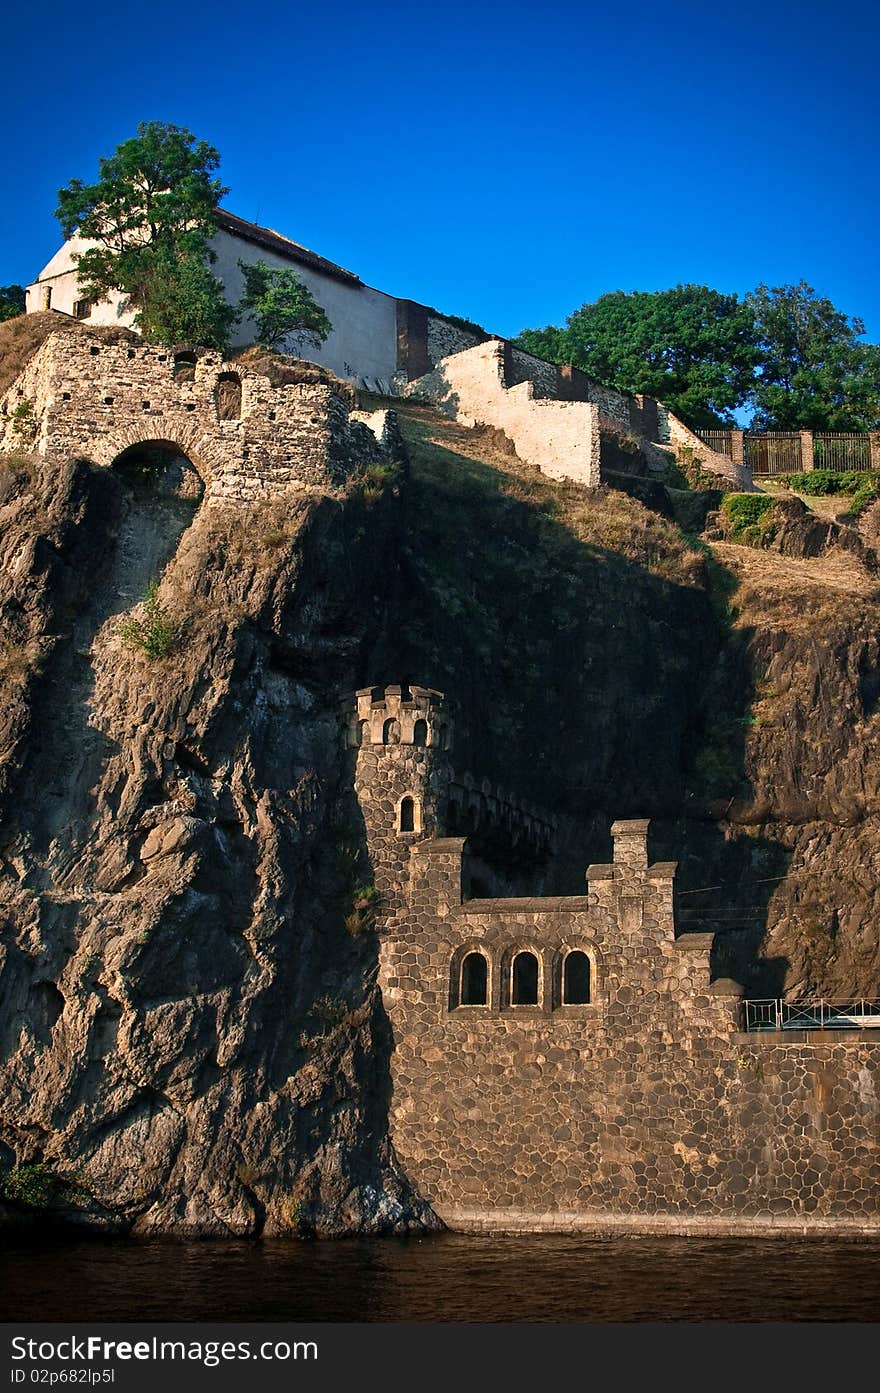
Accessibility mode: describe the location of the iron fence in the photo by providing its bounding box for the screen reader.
[742,999,880,1032]
[813,432,872,472]
[698,430,734,459]
[744,433,803,477]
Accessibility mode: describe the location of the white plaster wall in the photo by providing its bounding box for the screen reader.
[409,340,601,487]
[211,230,398,386]
[27,230,400,386]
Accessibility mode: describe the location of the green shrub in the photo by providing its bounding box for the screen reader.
[118,580,180,659]
[784,469,878,496]
[2,1162,56,1208]
[344,883,380,936]
[720,493,776,542]
[850,478,880,516]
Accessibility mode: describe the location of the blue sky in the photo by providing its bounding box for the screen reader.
[3,0,879,340]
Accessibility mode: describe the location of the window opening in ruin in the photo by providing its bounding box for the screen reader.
[461,952,488,1006]
[512,951,539,1006]
[216,372,242,421]
[73,299,91,320]
[382,718,400,745]
[399,796,417,833]
[173,351,197,383]
[413,719,428,746]
[563,951,591,1005]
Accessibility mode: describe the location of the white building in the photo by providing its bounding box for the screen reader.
[26,210,482,390]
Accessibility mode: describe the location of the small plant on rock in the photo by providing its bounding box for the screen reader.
[2,1162,56,1209]
[345,883,380,936]
[118,580,181,659]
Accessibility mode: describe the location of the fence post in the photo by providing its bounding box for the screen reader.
[870,432,880,473]
[731,430,745,466]
[800,431,814,472]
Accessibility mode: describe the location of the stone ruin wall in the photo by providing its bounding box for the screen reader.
[0,331,403,502]
[349,688,880,1235]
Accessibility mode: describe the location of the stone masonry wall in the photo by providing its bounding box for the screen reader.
[657,403,750,489]
[352,692,880,1235]
[0,331,401,503]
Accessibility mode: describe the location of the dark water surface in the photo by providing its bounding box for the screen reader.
[2,1232,880,1322]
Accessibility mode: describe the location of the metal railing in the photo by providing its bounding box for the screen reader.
[813,432,873,472]
[699,430,734,459]
[742,999,880,1032]
[744,432,803,476]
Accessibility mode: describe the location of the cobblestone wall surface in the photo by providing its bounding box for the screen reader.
[0,332,397,501]
[350,690,880,1235]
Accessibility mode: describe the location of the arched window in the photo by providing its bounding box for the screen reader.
[358,720,370,747]
[399,796,416,833]
[563,950,591,1005]
[382,718,400,745]
[512,951,539,1006]
[173,350,196,382]
[413,719,428,747]
[216,372,242,421]
[460,952,488,1006]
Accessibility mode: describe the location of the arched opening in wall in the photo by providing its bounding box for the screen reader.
[512,951,539,1006]
[357,720,370,747]
[460,952,488,1006]
[413,719,428,747]
[399,795,419,833]
[563,950,591,1005]
[109,440,205,611]
[173,350,197,383]
[215,372,242,421]
[383,718,401,745]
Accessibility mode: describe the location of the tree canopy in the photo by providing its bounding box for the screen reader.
[746,281,880,431]
[237,260,331,352]
[55,121,232,347]
[0,285,25,322]
[516,283,880,432]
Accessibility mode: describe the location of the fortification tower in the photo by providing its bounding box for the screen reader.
[343,684,453,907]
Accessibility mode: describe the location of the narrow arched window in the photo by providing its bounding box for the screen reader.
[512,951,539,1006]
[358,720,370,747]
[461,952,488,1006]
[413,719,428,746]
[173,350,196,382]
[382,718,400,745]
[400,796,415,833]
[216,372,242,420]
[563,951,591,1005]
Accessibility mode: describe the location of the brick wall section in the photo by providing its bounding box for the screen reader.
[350,688,880,1235]
[406,340,602,488]
[425,314,487,365]
[657,403,750,489]
[0,332,401,502]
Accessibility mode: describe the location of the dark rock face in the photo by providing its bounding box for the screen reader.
[0,450,437,1235]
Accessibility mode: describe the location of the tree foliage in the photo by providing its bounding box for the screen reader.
[237,260,331,351]
[517,286,759,430]
[0,285,25,322]
[746,281,880,431]
[55,121,231,347]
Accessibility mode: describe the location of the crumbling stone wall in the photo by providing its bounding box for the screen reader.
[657,402,749,488]
[351,687,880,1235]
[0,331,402,502]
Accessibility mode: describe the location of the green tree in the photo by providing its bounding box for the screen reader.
[0,284,25,322]
[516,286,759,429]
[55,121,232,348]
[746,281,880,430]
[238,260,331,352]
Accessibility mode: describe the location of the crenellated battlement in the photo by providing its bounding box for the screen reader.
[343,683,452,750]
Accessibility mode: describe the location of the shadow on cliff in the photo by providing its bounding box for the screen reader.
[8,445,204,874]
[360,411,790,994]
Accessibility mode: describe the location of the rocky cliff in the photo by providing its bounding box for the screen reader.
[1,356,879,1235]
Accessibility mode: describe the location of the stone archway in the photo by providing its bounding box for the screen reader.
[108,439,205,615]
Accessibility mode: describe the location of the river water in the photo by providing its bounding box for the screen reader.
[2,1232,880,1322]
